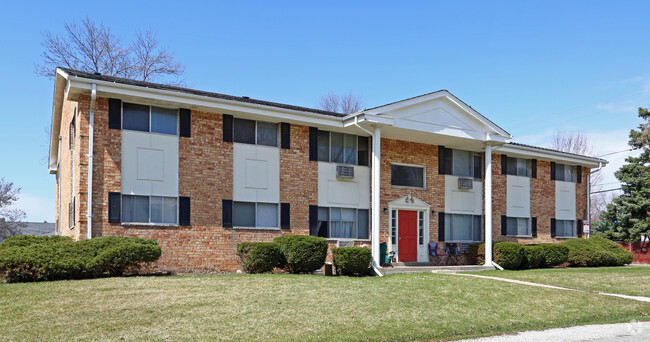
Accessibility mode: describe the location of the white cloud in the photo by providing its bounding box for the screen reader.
[11,192,55,223]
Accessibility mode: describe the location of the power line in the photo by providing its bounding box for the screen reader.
[590,188,622,195]
[596,148,634,157]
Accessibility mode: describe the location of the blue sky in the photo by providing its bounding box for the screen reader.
[1,1,648,221]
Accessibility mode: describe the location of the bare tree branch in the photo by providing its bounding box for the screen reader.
[0,178,26,240]
[318,91,362,114]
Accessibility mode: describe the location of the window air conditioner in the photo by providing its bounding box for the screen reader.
[337,240,355,247]
[336,165,354,179]
[458,178,473,190]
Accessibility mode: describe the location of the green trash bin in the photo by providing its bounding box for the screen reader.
[380,242,387,265]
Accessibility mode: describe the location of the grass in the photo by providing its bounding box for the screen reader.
[0,273,648,341]
[477,266,650,297]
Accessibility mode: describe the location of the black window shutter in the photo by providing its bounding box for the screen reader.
[501,154,508,175]
[550,218,556,237]
[474,154,482,179]
[577,220,583,238]
[576,166,582,183]
[108,98,121,129]
[309,127,318,161]
[550,162,556,180]
[309,205,319,236]
[438,146,446,174]
[179,197,191,225]
[531,217,537,237]
[501,215,507,235]
[280,123,290,149]
[108,192,121,223]
[438,212,445,241]
[280,203,290,229]
[222,114,233,142]
[179,108,191,137]
[531,159,537,178]
[222,199,233,228]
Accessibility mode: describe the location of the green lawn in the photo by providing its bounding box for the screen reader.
[477,266,650,297]
[1,273,648,341]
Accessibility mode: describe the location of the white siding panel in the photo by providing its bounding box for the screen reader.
[122,130,178,197]
[233,143,279,203]
[556,181,576,220]
[318,162,370,209]
[506,175,531,217]
[444,175,482,215]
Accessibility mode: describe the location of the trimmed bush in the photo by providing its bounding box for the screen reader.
[273,235,327,274]
[236,242,282,274]
[537,243,569,267]
[562,237,633,267]
[0,235,161,283]
[493,242,524,270]
[522,245,544,269]
[332,247,371,276]
[467,243,485,265]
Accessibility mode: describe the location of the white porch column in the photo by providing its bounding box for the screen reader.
[484,144,493,266]
[371,126,382,266]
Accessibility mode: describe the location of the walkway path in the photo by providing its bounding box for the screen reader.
[452,273,650,303]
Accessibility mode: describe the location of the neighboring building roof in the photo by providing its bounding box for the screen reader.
[21,222,55,236]
[58,68,346,118]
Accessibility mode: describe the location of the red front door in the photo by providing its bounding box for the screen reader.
[398,210,418,262]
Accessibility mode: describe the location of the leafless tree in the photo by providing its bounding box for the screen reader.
[0,178,26,241]
[319,91,363,114]
[35,17,184,84]
[548,131,606,224]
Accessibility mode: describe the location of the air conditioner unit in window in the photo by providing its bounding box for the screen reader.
[336,165,354,179]
[337,240,355,248]
[458,177,473,190]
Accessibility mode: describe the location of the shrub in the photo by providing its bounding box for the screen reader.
[522,245,544,269]
[537,243,569,267]
[467,243,485,265]
[493,242,524,270]
[562,237,632,267]
[590,236,633,266]
[236,242,282,274]
[273,235,327,274]
[0,235,162,283]
[332,247,371,276]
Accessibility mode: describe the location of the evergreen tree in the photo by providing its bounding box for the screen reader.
[597,108,650,241]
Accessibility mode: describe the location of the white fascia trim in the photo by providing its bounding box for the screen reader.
[66,77,346,129]
[342,113,395,127]
[48,72,70,172]
[499,144,607,168]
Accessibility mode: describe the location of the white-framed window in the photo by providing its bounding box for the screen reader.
[315,207,369,239]
[391,164,425,188]
[506,217,530,236]
[505,157,530,176]
[317,130,369,166]
[556,219,576,238]
[390,209,397,244]
[233,118,278,147]
[445,214,482,242]
[233,201,278,228]
[418,211,425,245]
[122,102,178,135]
[554,164,576,182]
[122,195,178,224]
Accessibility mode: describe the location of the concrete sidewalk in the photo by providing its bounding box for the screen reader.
[460,321,650,341]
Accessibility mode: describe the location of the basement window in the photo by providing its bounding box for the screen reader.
[506,217,530,236]
[122,195,178,224]
[233,201,278,228]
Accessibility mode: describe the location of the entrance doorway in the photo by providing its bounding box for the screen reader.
[398,210,418,262]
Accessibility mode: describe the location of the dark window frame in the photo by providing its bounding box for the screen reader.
[316,130,369,166]
[121,194,179,225]
[505,216,531,237]
[232,201,280,229]
[444,213,483,243]
[121,102,179,136]
[232,118,279,147]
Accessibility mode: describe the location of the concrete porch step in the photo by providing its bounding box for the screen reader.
[378,264,494,276]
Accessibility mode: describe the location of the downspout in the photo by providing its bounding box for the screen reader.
[484,142,494,267]
[87,83,96,239]
[57,135,62,235]
[587,162,603,239]
[353,116,383,276]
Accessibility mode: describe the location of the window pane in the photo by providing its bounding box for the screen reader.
[163,197,177,224]
[234,118,255,144]
[330,207,341,238]
[358,209,369,239]
[357,136,369,166]
[473,216,482,241]
[565,166,575,182]
[517,159,529,176]
[122,195,134,222]
[257,121,278,146]
[453,150,473,177]
[233,202,255,227]
[315,207,329,237]
[517,218,529,236]
[391,210,397,244]
[391,164,424,188]
[317,131,330,162]
[507,157,517,175]
[150,196,162,223]
[151,107,177,135]
[444,214,451,241]
[330,132,344,163]
[123,103,150,132]
[340,208,356,238]
[134,196,150,223]
[344,134,357,165]
[418,211,424,245]
[257,203,278,227]
[507,217,517,236]
[452,214,472,241]
[555,164,565,181]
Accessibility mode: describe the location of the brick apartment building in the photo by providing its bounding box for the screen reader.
[48,68,607,272]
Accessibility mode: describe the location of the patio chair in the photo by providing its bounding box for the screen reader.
[428,242,446,266]
[445,243,461,265]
